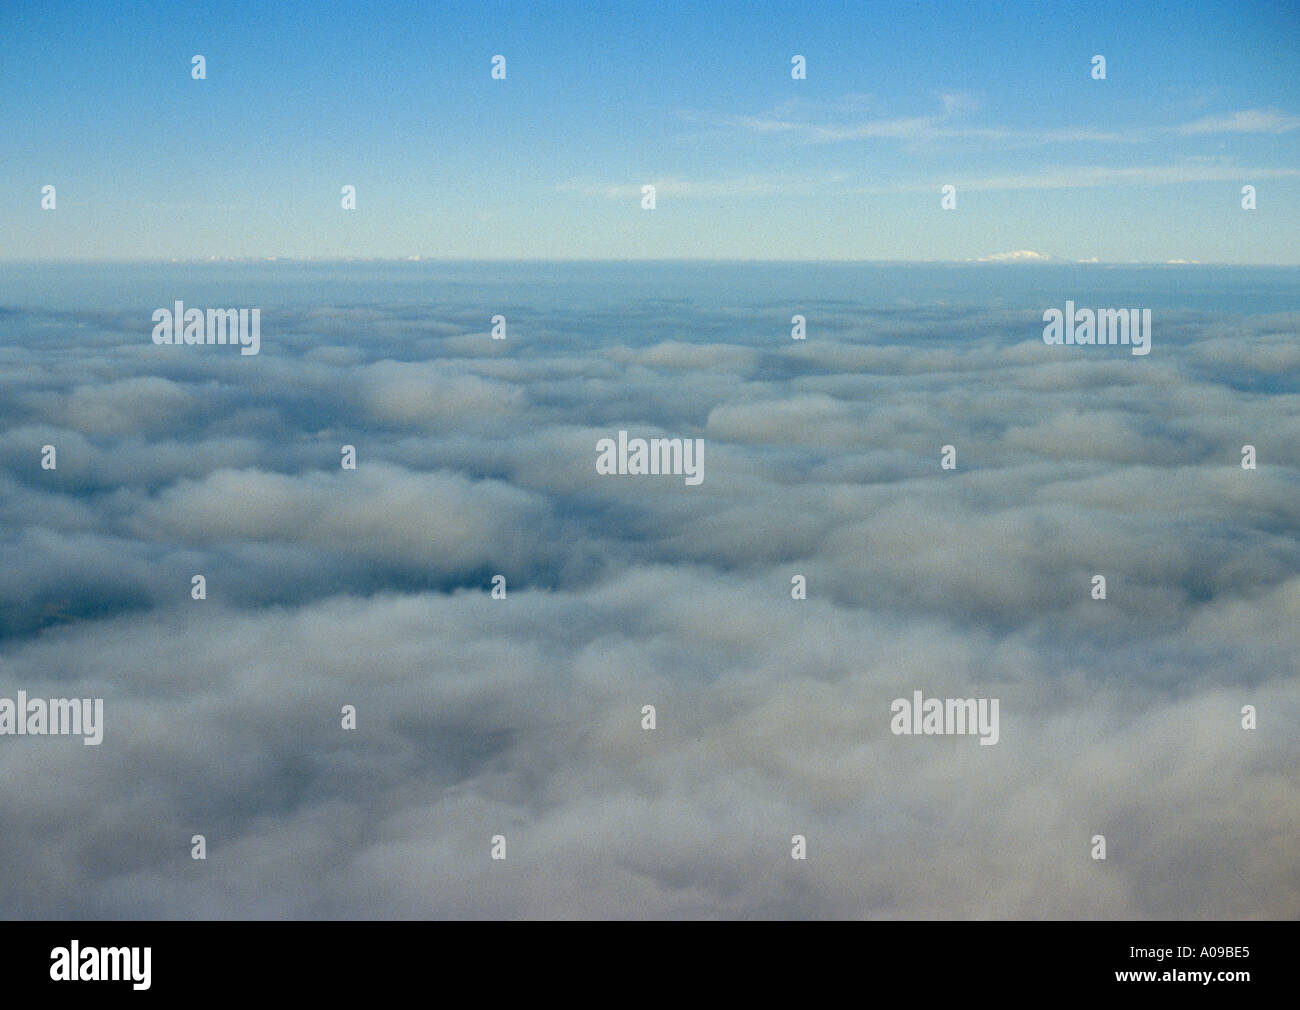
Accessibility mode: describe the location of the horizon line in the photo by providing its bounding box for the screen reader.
[4,257,1300,268]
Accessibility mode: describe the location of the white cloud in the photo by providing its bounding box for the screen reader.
[1178,108,1300,134]
[926,163,1300,192]
[558,174,847,200]
[2,291,1297,919]
[976,250,1052,262]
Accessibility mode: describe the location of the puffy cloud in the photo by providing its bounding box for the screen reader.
[0,270,1296,918]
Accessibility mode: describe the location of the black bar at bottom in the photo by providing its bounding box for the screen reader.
[0,921,1290,997]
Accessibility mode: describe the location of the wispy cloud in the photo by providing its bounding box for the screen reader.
[1177,108,1300,134]
[679,101,1007,143]
[558,173,848,200]
[682,98,1300,148]
[852,161,1300,195]
[562,157,1291,203]
[936,162,1300,191]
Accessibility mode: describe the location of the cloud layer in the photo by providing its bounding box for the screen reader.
[0,265,1297,919]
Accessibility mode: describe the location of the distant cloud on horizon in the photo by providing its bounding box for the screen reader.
[975,250,1053,262]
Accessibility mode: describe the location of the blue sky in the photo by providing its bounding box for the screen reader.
[2,0,1298,262]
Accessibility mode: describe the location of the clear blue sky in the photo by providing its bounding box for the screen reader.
[2,0,1298,262]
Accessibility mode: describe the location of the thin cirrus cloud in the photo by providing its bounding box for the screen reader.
[1176,108,1300,134]
[557,174,850,200]
[681,99,1300,146]
[907,161,1300,192]
[563,160,1298,201]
